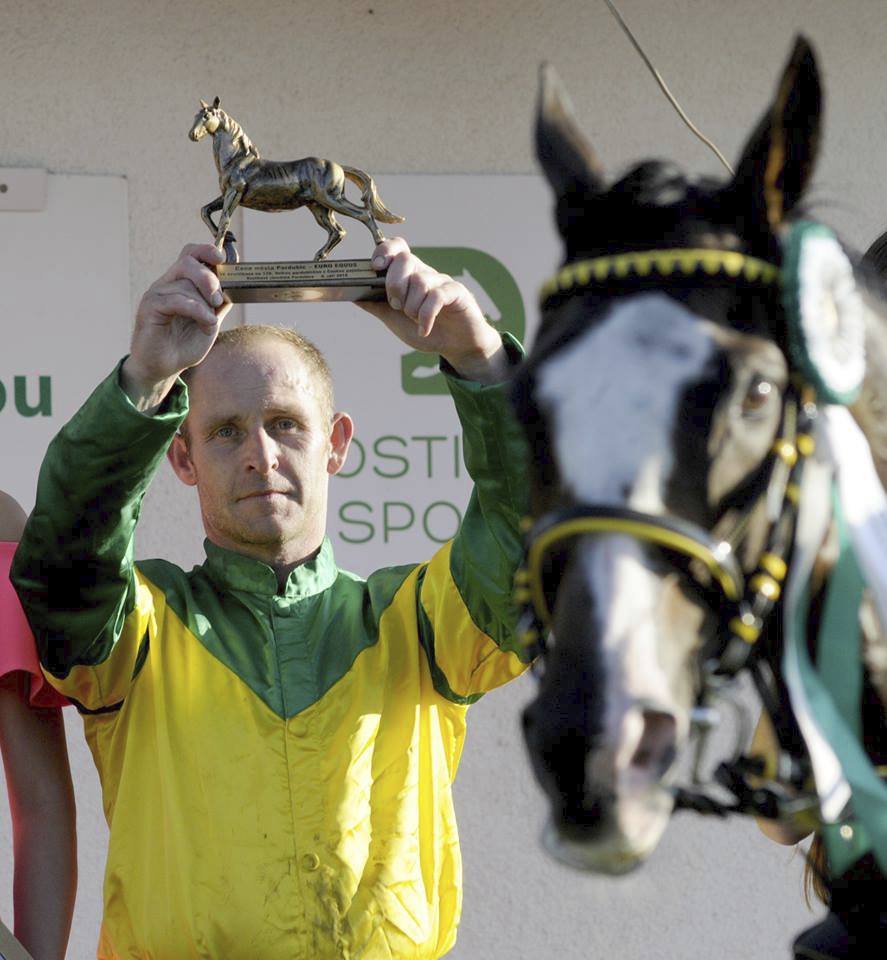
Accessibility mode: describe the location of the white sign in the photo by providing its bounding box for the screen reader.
[243,174,560,574]
[0,174,130,510]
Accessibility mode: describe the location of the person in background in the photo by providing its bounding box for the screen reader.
[0,490,76,959]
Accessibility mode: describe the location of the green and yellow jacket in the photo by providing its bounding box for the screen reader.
[12,354,531,960]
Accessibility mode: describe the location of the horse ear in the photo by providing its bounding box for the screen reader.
[212,96,221,109]
[730,36,822,231]
[535,63,606,208]
[199,99,209,109]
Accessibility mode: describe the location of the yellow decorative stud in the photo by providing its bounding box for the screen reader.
[773,440,798,466]
[750,573,781,602]
[759,553,788,582]
[729,615,761,644]
[797,433,816,457]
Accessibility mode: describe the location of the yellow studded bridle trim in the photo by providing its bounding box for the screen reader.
[539,249,781,302]
[523,513,743,629]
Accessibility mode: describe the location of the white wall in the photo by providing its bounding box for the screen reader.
[4,1,885,956]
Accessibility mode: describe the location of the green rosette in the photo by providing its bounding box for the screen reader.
[782,221,866,405]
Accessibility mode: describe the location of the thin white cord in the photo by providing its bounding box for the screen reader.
[602,0,735,176]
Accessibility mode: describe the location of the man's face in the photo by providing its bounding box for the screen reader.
[168,337,351,564]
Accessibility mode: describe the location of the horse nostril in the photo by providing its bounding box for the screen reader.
[630,709,678,777]
[521,706,535,732]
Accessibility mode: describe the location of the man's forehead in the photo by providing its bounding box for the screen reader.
[188,338,324,407]
[198,336,317,389]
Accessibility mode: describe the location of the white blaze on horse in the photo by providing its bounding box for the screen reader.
[512,35,887,909]
[188,97,404,260]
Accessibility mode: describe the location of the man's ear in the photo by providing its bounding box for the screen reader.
[167,433,199,487]
[327,412,354,476]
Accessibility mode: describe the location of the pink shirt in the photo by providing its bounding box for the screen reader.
[0,541,69,708]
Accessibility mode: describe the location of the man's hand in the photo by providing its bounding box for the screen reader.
[358,237,509,384]
[122,244,232,412]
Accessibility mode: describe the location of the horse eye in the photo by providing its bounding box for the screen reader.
[741,377,773,416]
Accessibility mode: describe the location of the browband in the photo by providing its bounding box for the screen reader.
[539,249,781,304]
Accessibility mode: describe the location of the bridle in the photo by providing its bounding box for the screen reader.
[516,248,823,824]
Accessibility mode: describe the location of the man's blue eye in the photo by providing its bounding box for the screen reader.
[275,419,297,431]
[216,426,236,439]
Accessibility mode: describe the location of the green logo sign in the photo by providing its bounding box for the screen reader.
[401,247,525,395]
[0,376,52,417]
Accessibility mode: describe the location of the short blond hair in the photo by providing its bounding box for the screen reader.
[180,325,334,438]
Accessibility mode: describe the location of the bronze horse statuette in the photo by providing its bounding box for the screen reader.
[189,97,404,261]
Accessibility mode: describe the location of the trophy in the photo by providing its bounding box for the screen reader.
[188,97,404,303]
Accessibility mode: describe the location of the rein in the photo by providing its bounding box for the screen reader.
[519,247,824,823]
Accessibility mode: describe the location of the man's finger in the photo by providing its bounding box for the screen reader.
[155,291,220,333]
[176,256,224,308]
[416,283,461,337]
[178,242,225,266]
[384,251,417,311]
[402,271,438,322]
[152,277,218,310]
[372,235,410,271]
[162,245,225,291]
[215,298,234,326]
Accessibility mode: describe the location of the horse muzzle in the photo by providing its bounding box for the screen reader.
[524,689,680,874]
[540,770,675,875]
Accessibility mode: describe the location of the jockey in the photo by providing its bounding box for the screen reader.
[12,238,531,959]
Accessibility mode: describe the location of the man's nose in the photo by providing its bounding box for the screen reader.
[244,430,280,474]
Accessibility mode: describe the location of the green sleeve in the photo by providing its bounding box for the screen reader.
[415,332,533,701]
[11,360,187,709]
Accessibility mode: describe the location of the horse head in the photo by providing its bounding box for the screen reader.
[189,96,223,141]
[513,37,884,875]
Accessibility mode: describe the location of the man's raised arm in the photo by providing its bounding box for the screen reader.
[11,245,230,710]
[122,243,230,410]
[361,238,532,700]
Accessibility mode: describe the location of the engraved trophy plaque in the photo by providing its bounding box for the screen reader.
[189,97,403,303]
[216,259,385,304]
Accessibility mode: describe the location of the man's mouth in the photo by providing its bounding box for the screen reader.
[238,490,291,501]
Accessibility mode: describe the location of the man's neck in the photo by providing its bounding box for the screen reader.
[269,543,323,591]
[206,533,325,592]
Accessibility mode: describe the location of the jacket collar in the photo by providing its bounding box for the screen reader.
[202,537,338,599]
